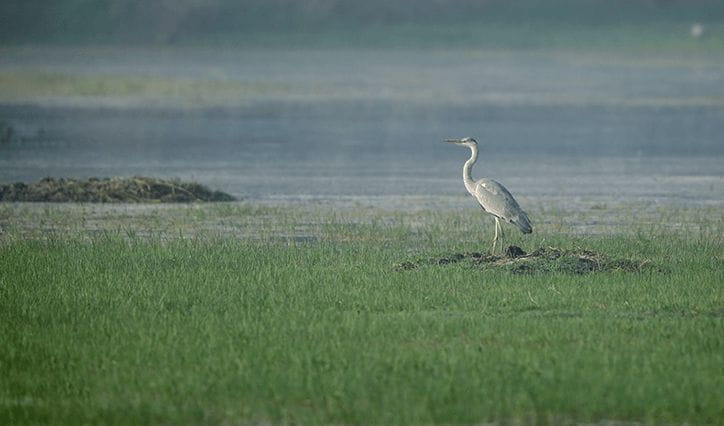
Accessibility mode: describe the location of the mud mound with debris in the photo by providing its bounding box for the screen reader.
[0,177,235,203]
[395,246,655,274]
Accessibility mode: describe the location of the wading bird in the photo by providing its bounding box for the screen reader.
[445,137,532,253]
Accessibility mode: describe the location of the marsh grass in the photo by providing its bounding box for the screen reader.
[1,207,722,424]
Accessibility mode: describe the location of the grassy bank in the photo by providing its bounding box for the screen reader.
[1,205,722,424]
[2,0,724,51]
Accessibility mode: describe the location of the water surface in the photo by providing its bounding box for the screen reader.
[1,48,722,209]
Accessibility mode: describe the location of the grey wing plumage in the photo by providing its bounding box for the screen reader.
[472,178,532,233]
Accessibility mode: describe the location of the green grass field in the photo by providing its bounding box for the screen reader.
[1,203,722,424]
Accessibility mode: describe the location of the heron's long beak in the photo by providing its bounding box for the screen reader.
[444,139,462,144]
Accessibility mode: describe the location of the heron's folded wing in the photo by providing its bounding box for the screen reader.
[474,179,523,220]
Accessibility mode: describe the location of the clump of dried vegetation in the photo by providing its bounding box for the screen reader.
[395,246,655,274]
[0,177,235,203]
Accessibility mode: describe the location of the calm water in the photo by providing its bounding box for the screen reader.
[1,48,722,207]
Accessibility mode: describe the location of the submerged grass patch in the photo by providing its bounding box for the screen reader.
[0,176,235,203]
[1,219,722,424]
[0,71,290,102]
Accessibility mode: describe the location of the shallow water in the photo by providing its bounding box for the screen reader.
[1,48,722,210]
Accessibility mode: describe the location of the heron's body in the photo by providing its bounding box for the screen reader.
[446,137,531,253]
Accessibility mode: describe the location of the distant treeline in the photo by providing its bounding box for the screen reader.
[1,0,723,45]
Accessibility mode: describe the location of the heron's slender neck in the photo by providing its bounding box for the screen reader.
[463,144,478,193]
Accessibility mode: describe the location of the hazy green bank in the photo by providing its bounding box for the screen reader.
[2,21,722,52]
[2,0,723,50]
[168,22,724,51]
[1,204,722,424]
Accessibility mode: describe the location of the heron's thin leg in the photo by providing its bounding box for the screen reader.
[493,217,502,254]
[498,219,505,252]
[491,217,499,254]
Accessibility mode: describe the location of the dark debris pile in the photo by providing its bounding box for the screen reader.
[395,246,655,274]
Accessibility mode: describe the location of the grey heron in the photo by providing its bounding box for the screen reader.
[445,137,532,253]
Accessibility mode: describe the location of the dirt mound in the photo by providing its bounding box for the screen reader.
[395,246,654,274]
[0,177,235,203]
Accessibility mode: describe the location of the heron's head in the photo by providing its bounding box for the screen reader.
[444,137,477,148]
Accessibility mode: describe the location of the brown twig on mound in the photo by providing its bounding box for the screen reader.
[0,177,236,203]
